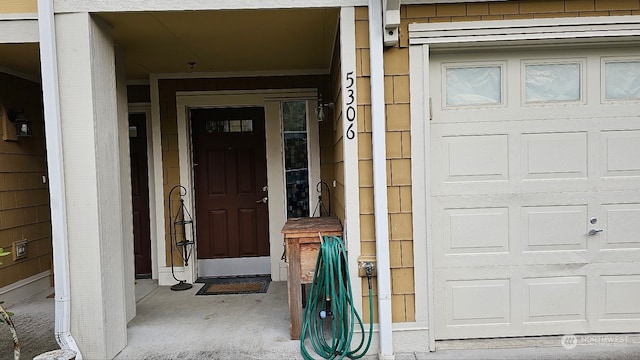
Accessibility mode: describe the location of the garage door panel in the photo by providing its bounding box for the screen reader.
[443,207,509,255]
[522,205,587,252]
[441,134,509,183]
[446,279,511,326]
[523,276,586,323]
[601,203,640,250]
[601,130,640,178]
[522,132,588,180]
[436,267,592,338]
[599,275,640,320]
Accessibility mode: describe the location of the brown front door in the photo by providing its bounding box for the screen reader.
[192,107,269,259]
[129,113,152,278]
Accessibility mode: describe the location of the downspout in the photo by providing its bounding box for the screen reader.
[37,1,83,359]
[368,0,395,359]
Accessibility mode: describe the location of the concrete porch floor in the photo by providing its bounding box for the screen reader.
[114,280,300,359]
[3,280,640,359]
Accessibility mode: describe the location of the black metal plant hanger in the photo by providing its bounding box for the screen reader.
[168,184,195,291]
[312,180,331,217]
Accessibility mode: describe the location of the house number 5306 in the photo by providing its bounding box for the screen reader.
[345,71,356,140]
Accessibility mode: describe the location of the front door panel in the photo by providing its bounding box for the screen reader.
[192,107,269,259]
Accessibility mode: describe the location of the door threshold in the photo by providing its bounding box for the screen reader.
[198,257,270,277]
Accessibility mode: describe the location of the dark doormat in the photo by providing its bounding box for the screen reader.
[196,275,271,295]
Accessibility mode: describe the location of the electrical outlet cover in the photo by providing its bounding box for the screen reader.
[13,240,27,260]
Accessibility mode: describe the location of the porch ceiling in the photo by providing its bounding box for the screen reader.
[99,8,340,80]
[0,8,339,82]
[0,43,40,80]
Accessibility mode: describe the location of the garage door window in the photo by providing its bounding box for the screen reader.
[604,60,640,101]
[524,62,582,103]
[445,65,503,106]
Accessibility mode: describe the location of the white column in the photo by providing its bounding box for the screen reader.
[368,0,394,358]
[115,45,136,324]
[55,13,128,359]
[339,6,363,311]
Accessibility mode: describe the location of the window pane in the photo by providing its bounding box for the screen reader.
[206,119,254,133]
[284,133,308,170]
[282,101,310,218]
[525,63,581,102]
[282,101,307,131]
[605,61,640,100]
[286,170,309,218]
[229,120,242,132]
[446,66,502,106]
[242,120,253,132]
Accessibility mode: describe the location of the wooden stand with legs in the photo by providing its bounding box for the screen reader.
[281,217,342,340]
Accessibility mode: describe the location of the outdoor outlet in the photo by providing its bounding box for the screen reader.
[13,240,27,261]
[357,257,377,277]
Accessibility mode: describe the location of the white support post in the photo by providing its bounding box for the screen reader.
[339,6,363,312]
[369,0,395,358]
[55,12,128,359]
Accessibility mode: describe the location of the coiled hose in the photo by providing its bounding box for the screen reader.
[300,236,374,360]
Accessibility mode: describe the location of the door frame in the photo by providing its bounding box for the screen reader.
[128,103,158,280]
[175,89,321,283]
[409,16,640,350]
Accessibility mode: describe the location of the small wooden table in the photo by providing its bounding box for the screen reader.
[281,216,343,340]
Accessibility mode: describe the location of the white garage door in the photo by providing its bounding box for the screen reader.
[429,48,640,339]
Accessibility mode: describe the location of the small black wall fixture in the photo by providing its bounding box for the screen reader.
[316,96,334,122]
[7,109,32,137]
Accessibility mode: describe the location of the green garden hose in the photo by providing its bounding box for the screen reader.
[300,236,374,360]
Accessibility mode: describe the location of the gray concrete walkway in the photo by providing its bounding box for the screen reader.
[3,282,640,359]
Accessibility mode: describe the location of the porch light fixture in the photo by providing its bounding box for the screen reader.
[316,97,334,122]
[7,109,32,137]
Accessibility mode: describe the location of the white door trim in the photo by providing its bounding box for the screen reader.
[409,42,435,351]
[409,15,640,347]
[173,89,320,283]
[128,104,158,280]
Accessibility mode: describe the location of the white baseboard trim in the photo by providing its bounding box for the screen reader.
[351,322,430,355]
[0,271,52,307]
[158,267,189,286]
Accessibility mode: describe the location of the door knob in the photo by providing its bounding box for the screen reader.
[588,229,603,235]
[256,197,268,204]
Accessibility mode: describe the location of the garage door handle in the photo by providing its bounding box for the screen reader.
[588,228,603,235]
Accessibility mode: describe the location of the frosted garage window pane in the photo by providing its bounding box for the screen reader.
[525,63,580,102]
[605,61,640,100]
[446,66,502,106]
